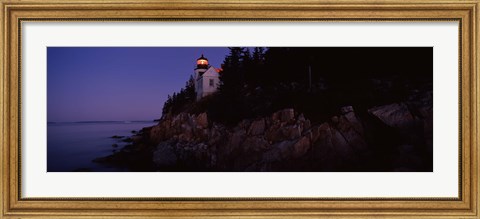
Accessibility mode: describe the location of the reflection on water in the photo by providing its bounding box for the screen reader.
[47,121,156,172]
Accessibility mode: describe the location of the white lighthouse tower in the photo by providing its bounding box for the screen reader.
[194,54,220,100]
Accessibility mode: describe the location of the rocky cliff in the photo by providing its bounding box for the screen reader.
[95,91,432,172]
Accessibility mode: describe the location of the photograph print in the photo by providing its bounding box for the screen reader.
[47,47,433,172]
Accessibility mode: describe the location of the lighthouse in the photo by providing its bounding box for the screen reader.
[194,54,221,100]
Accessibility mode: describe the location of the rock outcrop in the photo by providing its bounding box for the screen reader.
[95,92,433,172]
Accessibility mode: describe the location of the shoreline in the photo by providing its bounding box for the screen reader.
[47,121,156,172]
[93,91,433,172]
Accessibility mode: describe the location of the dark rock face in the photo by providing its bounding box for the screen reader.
[153,142,177,167]
[368,103,415,129]
[366,91,433,171]
[248,119,266,136]
[96,92,432,172]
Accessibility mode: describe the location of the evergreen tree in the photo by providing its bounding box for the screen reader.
[161,76,196,117]
[213,47,249,125]
[246,47,266,86]
[184,75,195,102]
[218,47,246,94]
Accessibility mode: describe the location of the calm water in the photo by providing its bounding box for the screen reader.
[47,121,157,172]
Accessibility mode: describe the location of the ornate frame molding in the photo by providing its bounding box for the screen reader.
[1,0,478,218]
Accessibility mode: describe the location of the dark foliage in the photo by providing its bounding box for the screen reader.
[161,75,195,117]
[163,47,433,126]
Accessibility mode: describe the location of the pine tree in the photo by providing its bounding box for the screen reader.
[185,75,195,101]
[161,76,196,117]
[252,47,265,64]
[218,47,246,94]
[214,47,249,125]
[246,47,266,86]
[241,48,254,86]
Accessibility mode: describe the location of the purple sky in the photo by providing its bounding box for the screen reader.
[47,47,229,122]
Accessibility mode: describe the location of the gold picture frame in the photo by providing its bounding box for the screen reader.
[1,0,478,218]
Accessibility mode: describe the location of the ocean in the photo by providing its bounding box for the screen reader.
[47,121,157,172]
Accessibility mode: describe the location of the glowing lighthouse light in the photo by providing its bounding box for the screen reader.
[197,59,208,65]
[196,54,209,67]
